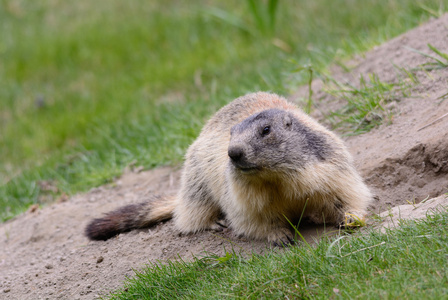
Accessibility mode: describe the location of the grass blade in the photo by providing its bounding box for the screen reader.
[247,0,265,32]
[428,43,448,62]
[268,0,279,29]
[404,45,446,66]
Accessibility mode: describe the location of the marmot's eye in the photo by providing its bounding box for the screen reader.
[262,126,270,136]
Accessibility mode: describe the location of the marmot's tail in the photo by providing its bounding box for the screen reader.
[85,195,176,240]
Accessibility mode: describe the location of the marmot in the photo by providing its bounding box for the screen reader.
[85,92,371,245]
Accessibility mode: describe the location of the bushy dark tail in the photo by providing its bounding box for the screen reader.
[85,195,176,240]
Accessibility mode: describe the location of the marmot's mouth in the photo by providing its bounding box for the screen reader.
[239,167,258,172]
[229,159,261,173]
[234,165,261,173]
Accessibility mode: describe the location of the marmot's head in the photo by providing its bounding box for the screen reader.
[228,108,331,176]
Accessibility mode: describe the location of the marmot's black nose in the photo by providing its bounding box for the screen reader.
[228,146,244,163]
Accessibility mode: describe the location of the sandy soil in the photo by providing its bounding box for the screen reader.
[1,14,448,300]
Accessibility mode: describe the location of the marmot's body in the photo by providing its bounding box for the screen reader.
[86,92,371,244]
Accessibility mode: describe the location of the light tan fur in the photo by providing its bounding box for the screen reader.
[86,92,371,244]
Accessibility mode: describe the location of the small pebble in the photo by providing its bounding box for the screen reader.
[96,256,104,264]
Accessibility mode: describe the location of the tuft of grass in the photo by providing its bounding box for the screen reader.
[106,208,448,299]
[321,43,448,135]
[407,44,448,105]
[406,43,448,71]
[324,73,412,134]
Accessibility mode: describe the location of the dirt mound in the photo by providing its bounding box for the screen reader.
[375,194,448,232]
[297,14,448,210]
[365,140,448,209]
[1,14,448,300]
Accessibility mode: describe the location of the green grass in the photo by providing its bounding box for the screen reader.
[107,208,448,299]
[324,72,412,134]
[320,44,448,134]
[0,0,446,221]
[2,2,448,298]
[407,43,448,70]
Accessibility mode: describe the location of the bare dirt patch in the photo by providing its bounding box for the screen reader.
[1,14,448,300]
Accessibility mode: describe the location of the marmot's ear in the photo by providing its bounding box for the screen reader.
[283,114,293,129]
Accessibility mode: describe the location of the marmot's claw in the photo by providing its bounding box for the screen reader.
[207,222,227,232]
[215,220,228,228]
[287,235,295,245]
[269,228,295,247]
[272,237,294,247]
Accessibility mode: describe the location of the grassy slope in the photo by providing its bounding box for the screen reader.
[2,1,447,298]
[108,208,448,299]
[1,0,444,221]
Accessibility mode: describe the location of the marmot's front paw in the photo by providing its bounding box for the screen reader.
[267,227,295,247]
